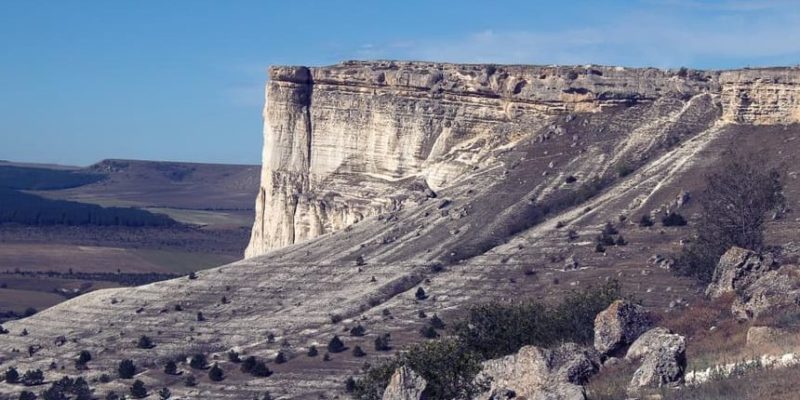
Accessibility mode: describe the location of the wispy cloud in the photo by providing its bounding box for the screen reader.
[353,3,800,68]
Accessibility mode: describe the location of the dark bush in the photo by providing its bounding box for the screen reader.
[353,346,366,357]
[129,380,147,398]
[307,345,319,357]
[5,367,19,383]
[250,361,272,377]
[328,335,346,353]
[452,280,620,360]
[661,212,687,227]
[565,175,578,184]
[430,314,446,330]
[189,354,207,370]
[118,359,136,379]
[240,356,257,373]
[18,391,36,400]
[374,334,391,351]
[350,324,366,337]
[184,375,196,387]
[77,350,91,365]
[415,287,428,300]
[274,352,287,364]
[137,335,154,349]
[163,361,178,375]
[419,325,439,339]
[158,387,171,400]
[208,363,224,382]
[639,214,654,227]
[227,350,240,363]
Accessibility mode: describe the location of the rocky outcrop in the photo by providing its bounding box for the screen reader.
[246,63,800,258]
[479,343,600,400]
[382,366,427,400]
[705,247,776,298]
[627,330,686,392]
[625,327,684,363]
[732,264,800,320]
[593,300,652,356]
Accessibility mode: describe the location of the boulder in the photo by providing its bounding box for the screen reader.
[625,327,683,363]
[746,326,788,346]
[593,300,652,356]
[478,343,600,400]
[731,264,800,320]
[705,247,776,298]
[382,366,427,400]
[627,331,687,392]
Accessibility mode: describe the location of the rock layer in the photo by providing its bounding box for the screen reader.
[246,62,800,258]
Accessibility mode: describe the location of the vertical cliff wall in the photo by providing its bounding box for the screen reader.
[245,62,800,258]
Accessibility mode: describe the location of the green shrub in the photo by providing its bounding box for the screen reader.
[274,352,287,364]
[189,354,207,370]
[328,335,346,353]
[208,363,224,382]
[129,380,147,398]
[307,345,319,357]
[353,346,366,357]
[137,335,154,349]
[661,212,687,227]
[118,360,136,379]
[163,361,177,375]
[5,367,19,383]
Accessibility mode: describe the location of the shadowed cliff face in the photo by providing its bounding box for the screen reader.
[246,61,800,258]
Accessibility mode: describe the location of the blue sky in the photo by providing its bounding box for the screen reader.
[1,0,799,166]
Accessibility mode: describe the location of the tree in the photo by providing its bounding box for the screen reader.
[327,335,346,353]
[21,369,44,386]
[676,152,785,282]
[430,314,446,330]
[105,392,119,400]
[189,354,208,370]
[137,335,154,349]
[307,345,319,357]
[129,380,147,399]
[158,387,171,399]
[163,360,178,375]
[415,287,428,300]
[349,324,366,337]
[639,214,654,227]
[323,353,331,362]
[419,325,439,339]
[274,351,287,364]
[227,350,241,363]
[5,367,19,383]
[208,363,224,382]
[352,346,366,357]
[18,391,36,400]
[250,361,272,377]
[184,375,196,387]
[241,356,257,373]
[77,350,92,365]
[374,334,391,351]
[661,212,687,227]
[196,312,205,322]
[118,359,136,379]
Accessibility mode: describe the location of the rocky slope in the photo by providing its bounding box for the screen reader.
[1,62,800,399]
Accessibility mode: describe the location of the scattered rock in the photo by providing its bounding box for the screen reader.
[382,366,428,400]
[594,300,652,356]
[627,330,687,393]
[731,264,800,320]
[478,343,600,400]
[705,246,776,298]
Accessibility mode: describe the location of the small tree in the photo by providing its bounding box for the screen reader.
[208,363,224,382]
[163,360,178,375]
[639,214,654,227]
[274,351,287,364]
[374,334,391,351]
[677,151,785,282]
[196,312,205,322]
[430,314,446,330]
[241,356,257,373]
[415,287,428,300]
[118,359,136,379]
[21,369,44,386]
[184,375,196,387]
[137,335,154,349]
[5,367,19,383]
[19,391,36,400]
[323,353,331,362]
[352,346,366,357]
[129,380,147,399]
[419,325,439,339]
[250,361,272,377]
[105,392,120,400]
[189,354,207,370]
[661,212,687,227]
[307,345,319,357]
[188,272,197,280]
[349,324,366,337]
[327,335,346,353]
[77,350,92,365]
[227,350,241,363]
[158,387,171,400]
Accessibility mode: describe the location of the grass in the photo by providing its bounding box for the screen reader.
[0,288,66,313]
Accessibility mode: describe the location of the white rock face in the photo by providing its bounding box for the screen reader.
[246,62,800,258]
[382,366,427,400]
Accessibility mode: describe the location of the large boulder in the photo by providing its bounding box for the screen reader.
[627,330,687,393]
[478,343,600,400]
[593,300,652,356]
[705,247,776,298]
[382,366,427,400]
[731,264,800,320]
[625,327,684,363]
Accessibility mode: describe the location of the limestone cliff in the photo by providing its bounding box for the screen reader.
[246,62,800,258]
